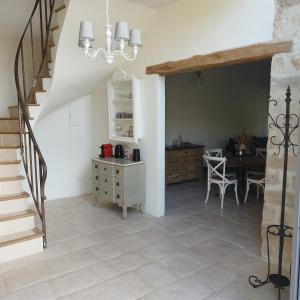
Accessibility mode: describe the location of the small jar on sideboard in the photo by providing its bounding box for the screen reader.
[92,157,145,218]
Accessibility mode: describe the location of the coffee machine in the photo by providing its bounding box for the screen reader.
[115,145,124,158]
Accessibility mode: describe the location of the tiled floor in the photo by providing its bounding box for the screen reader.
[0,181,290,299]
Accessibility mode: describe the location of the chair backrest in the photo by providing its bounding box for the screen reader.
[256,148,267,158]
[203,155,228,183]
[205,148,223,158]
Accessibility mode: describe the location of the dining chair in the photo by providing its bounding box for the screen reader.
[256,148,267,158]
[205,148,235,176]
[203,155,239,210]
[244,147,266,203]
[244,171,265,203]
[205,148,223,157]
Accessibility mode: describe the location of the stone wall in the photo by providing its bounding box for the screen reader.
[262,0,300,272]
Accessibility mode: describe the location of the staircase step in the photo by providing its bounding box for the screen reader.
[0,228,43,263]
[0,209,35,222]
[0,131,19,134]
[8,104,40,109]
[0,164,20,177]
[0,160,21,165]
[0,192,30,201]
[50,25,59,31]
[32,88,46,93]
[55,4,66,13]
[0,119,20,132]
[0,210,35,236]
[0,192,30,214]
[8,104,39,119]
[0,176,24,195]
[0,146,20,149]
[0,193,30,214]
[0,131,20,147]
[48,42,55,48]
[0,148,20,161]
[0,175,25,182]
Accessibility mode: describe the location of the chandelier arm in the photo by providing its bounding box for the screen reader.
[84,48,106,60]
[122,46,139,61]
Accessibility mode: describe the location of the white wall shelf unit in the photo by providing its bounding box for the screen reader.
[108,68,142,144]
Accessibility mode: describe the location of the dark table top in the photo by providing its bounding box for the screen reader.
[226,155,266,168]
[166,143,205,151]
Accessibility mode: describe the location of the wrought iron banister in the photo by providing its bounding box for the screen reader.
[14,0,57,247]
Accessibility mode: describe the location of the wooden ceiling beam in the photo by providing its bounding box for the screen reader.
[146,41,293,76]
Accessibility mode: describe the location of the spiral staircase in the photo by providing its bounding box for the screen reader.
[0,0,68,263]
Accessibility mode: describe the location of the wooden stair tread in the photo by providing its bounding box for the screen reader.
[0,160,21,165]
[48,42,55,48]
[0,117,33,121]
[0,209,35,222]
[8,104,40,109]
[55,4,66,13]
[0,228,42,248]
[0,192,30,202]
[50,25,59,31]
[0,146,20,149]
[0,175,25,182]
[32,88,46,93]
[0,131,20,134]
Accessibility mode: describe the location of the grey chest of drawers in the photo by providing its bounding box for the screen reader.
[92,157,145,218]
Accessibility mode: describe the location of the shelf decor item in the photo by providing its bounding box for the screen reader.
[108,68,142,143]
[249,87,299,300]
[78,0,142,64]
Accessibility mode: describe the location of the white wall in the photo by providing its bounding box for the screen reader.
[32,0,275,215]
[35,95,93,200]
[122,0,275,216]
[165,61,271,149]
[0,38,18,117]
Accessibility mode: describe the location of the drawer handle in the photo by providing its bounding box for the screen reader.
[96,187,98,191]
[95,176,98,180]
[105,179,107,183]
[116,170,120,174]
[116,182,120,186]
[104,167,107,171]
[95,165,98,169]
[117,194,120,199]
[105,191,108,195]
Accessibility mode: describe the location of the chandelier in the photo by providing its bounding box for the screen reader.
[78,0,142,64]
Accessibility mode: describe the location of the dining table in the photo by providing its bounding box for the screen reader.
[226,154,266,202]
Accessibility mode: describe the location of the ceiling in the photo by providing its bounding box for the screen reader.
[125,0,178,9]
[0,0,35,38]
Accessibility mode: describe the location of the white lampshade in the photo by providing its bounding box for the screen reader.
[79,21,95,42]
[78,39,93,48]
[114,21,129,41]
[129,29,142,47]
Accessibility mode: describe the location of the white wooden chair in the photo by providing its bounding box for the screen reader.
[244,147,266,203]
[205,148,223,157]
[244,171,265,203]
[203,155,239,210]
[205,148,235,176]
[256,147,267,158]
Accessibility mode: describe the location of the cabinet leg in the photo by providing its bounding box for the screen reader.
[140,203,144,213]
[122,206,127,219]
[93,195,97,207]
